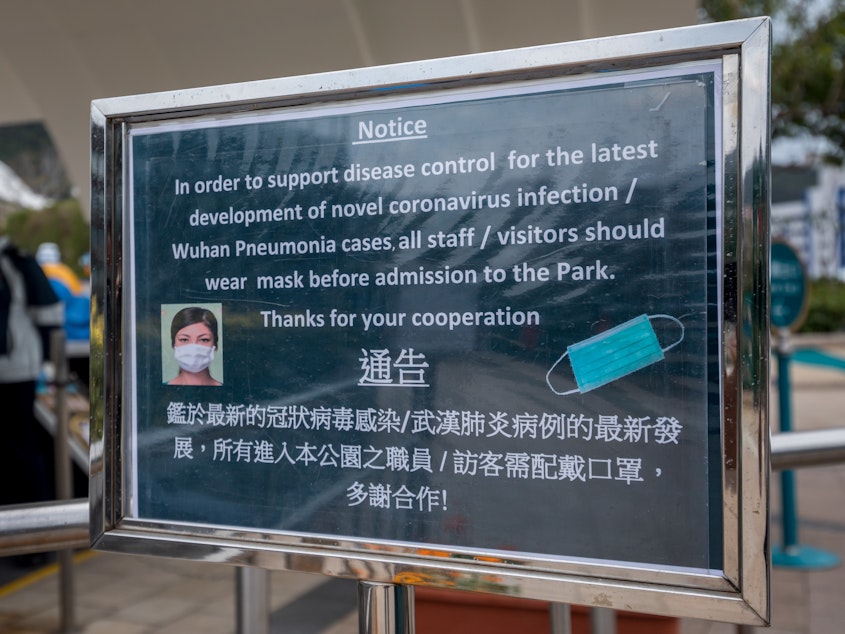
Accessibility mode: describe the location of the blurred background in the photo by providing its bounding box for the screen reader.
[1,0,844,330]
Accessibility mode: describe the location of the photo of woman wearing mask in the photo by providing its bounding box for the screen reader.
[166,306,222,386]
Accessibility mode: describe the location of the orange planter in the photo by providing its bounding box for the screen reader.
[415,587,679,634]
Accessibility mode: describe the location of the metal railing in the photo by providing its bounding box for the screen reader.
[0,498,88,556]
[770,428,845,469]
[6,426,844,555]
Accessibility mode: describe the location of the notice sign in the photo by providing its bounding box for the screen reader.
[95,19,772,625]
[128,63,723,571]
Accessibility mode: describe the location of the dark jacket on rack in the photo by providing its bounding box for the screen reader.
[0,236,63,381]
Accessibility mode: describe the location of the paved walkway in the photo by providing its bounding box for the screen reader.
[0,552,359,633]
[1,343,843,633]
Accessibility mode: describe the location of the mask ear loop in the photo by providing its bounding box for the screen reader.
[648,314,685,352]
[545,350,579,396]
[547,314,684,396]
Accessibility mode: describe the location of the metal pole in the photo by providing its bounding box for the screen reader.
[776,343,799,549]
[359,581,414,634]
[549,603,572,634]
[394,584,415,634]
[51,330,76,633]
[772,337,839,568]
[0,499,88,556]
[771,428,845,469]
[589,607,616,634]
[51,330,73,503]
[236,567,270,634]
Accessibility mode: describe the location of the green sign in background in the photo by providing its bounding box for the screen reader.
[770,241,809,331]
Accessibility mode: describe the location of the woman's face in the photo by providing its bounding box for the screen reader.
[174,322,215,348]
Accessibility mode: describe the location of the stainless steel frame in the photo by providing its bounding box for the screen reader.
[90,17,771,625]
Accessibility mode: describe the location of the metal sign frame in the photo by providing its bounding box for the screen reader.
[90,17,771,625]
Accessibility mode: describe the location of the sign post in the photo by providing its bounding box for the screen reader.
[358,582,414,634]
[90,18,772,627]
[770,241,839,569]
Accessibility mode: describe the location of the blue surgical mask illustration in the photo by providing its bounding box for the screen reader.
[545,313,684,395]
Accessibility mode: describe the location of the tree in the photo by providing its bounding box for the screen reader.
[3,200,90,275]
[702,0,845,163]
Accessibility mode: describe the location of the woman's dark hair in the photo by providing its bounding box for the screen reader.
[170,306,219,347]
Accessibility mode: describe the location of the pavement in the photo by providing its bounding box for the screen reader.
[682,341,845,634]
[0,341,844,634]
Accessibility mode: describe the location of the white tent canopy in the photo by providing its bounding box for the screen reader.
[0,0,696,214]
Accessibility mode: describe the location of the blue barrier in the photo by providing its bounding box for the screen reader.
[792,348,845,372]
